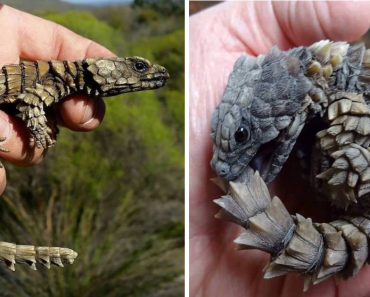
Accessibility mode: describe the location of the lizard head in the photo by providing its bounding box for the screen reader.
[211,47,312,184]
[85,57,169,96]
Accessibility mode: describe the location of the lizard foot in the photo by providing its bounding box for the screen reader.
[30,127,56,149]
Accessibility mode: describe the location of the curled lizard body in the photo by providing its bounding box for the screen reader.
[210,40,370,290]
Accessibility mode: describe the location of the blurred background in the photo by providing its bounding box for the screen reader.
[0,0,184,296]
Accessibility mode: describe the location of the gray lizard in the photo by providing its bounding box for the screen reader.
[210,41,370,290]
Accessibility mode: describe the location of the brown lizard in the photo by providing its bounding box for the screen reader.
[0,56,168,149]
[0,56,169,271]
[210,40,370,290]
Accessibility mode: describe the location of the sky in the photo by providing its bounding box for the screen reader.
[61,0,132,5]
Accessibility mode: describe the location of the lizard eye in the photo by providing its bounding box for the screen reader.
[133,62,148,73]
[234,127,249,143]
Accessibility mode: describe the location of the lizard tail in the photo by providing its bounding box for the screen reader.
[0,241,77,271]
[214,168,369,291]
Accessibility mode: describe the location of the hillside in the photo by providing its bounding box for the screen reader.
[0,0,77,12]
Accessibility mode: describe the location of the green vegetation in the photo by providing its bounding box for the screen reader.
[0,3,184,297]
[133,0,185,15]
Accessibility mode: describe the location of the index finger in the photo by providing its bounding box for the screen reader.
[0,4,115,64]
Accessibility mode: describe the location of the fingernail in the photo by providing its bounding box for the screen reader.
[80,99,96,125]
[0,115,11,140]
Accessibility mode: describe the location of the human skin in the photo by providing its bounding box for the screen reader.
[190,2,370,297]
[0,4,114,194]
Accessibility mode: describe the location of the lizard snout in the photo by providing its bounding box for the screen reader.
[214,161,230,178]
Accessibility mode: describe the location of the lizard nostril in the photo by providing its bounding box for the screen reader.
[216,162,229,177]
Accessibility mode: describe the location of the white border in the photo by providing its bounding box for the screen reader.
[185,0,189,296]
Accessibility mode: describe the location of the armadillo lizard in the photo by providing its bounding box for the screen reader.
[210,40,370,290]
[0,56,169,271]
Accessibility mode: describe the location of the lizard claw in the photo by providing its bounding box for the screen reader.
[32,131,56,149]
[31,122,58,149]
[46,127,53,135]
[29,138,35,149]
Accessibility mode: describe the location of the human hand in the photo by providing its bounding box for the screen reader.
[0,5,115,193]
[190,2,370,296]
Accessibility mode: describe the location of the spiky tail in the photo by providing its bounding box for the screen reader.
[0,242,77,271]
[214,168,370,291]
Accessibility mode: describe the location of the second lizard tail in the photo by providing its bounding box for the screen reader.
[0,241,77,271]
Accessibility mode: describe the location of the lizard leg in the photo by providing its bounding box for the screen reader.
[16,85,60,149]
[313,92,370,208]
[316,143,370,208]
[45,114,60,139]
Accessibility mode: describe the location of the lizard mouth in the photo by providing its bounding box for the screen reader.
[140,74,169,88]
[141,72,170,82]
[249,139,277,182]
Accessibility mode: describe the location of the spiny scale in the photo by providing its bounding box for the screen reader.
[0,58,168,273]
[210,40,370,291]
[0,241,77,271]
[312,43,370,207]
[214,169,370,291]
[0,56,168,150]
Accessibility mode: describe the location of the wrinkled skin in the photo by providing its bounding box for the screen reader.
[190,2,370,297]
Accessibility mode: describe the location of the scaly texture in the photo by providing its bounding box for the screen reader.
[0,241,77,271]
[210,41,370,290]
[0,57,168,149]
[213,169,370,291]
[0,56,168,272]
